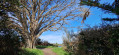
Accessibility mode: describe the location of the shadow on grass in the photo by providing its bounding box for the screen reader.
[20,51,37,55]
[19,48,44,55]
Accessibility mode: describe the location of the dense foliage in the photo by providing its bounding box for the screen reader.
[78,24,119,55]
[63,23,119,55]
[0,15,23,55]
[0,0,25,55]
[0,28,24,55]
[0,9,24,55]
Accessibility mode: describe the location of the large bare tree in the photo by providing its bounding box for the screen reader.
[7,0,90,48]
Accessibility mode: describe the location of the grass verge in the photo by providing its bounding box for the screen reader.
[52,47,69,55]
[20,48,44,55]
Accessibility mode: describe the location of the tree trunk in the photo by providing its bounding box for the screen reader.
[25,38,36,49]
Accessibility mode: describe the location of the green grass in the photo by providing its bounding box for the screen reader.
[36,45,70,55]
[20,48,44,55]
[36,45,54,48]
[52,47,69,55]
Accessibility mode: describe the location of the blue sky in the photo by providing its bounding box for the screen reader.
[39,0,117,44]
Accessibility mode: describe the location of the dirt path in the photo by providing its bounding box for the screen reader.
[41,48,57,55]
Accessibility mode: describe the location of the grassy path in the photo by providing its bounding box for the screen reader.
[41,48,57,55]
[37,45,69,55]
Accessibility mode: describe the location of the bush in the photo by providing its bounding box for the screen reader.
[0,1,25,55]
[63,30,79,55]
[78,24,119,55]
[0,14,24,55]
[63,24,119,55]
[0,29,24,55]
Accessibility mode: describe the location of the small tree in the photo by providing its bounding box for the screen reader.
[63,30,79,55]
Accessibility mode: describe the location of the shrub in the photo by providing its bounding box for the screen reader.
[0,12,24,55]
[77,24,119,55]
[0,29,24,55]
[63,30,79,55]
[63,24,119,55]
